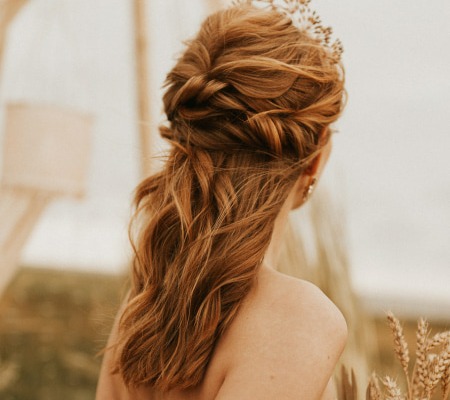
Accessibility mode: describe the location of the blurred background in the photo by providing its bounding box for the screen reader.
[0,0,449,398]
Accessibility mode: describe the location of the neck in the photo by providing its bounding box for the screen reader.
[261,186,296,271]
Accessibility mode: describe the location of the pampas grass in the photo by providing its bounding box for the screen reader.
[339,313,450,400]
[278,190,378,390]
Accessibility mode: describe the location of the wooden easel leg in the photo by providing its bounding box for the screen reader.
[0,188,51,296]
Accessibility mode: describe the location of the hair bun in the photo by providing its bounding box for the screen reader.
[161,5,344,158]
[167,74,229,122]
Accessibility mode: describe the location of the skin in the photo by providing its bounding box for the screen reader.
[96,133,348,400]
[213,135,347,400]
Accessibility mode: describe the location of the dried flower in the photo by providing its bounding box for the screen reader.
[231,0,343,62]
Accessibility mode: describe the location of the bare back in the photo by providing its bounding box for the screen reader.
[96,267,347,400]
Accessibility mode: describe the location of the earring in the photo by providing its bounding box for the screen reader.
[303,178,317,201]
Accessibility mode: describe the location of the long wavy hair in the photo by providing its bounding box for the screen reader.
[114,3,345,391]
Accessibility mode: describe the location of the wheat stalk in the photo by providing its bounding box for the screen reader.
[442,360,450,400]
[428,332,450,351]
[387,312,410,393]
[440,341,450,400]
[423,354,446,399]
[412,317,430,398]
[367,373,382,400]
[339,313,450,400]
[381,376,403,400]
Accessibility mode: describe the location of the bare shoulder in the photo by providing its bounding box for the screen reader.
[266,269,348,343]
[215,268,347,400]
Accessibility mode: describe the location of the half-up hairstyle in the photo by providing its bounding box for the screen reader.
[115,3,345,391]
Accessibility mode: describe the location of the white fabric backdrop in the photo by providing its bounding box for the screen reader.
[0,0,449,315]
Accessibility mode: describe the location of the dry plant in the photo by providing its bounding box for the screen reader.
[0,357,18,392]
[339,313,450,400]
[279,190,378,390]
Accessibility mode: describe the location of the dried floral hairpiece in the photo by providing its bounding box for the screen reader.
[232,0,343,63]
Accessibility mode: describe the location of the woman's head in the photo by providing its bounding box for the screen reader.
[116,2,345,391]
[161,4,344,165]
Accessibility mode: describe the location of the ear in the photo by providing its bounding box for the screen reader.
[290,127,332,209]
[290,174,310,209]
[304,127,331,176]
[304,152,321,176]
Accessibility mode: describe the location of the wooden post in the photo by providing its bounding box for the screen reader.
[0,188,51,295]
[0,103,93,297]
[0,0,28,69]
[132,0,152,178]
[204,0,225,15]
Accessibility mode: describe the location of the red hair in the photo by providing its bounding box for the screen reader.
[114,4,345,391]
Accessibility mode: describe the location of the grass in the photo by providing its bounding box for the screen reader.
[0,267,125,400]
[0,267,448,399]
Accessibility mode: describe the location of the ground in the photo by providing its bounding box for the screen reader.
[0,268,448,399]
[0,268,124,400]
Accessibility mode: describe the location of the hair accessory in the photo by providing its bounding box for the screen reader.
[303,177,317,201]
[231,0,343,63]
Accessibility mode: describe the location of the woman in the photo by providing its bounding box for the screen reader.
[97,1,347,398]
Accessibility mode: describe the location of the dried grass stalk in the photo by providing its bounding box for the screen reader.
[440,341,450,400]
[381,376,403,400]
[386,312,410,388]
[0,358,18,392]
[442,360,450,400]
[340,366,358,400]
[428,332,450,351]
[424,355,444,398]
[366,374,382,400]
[412,317,430,397]
[339,313,450,400]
